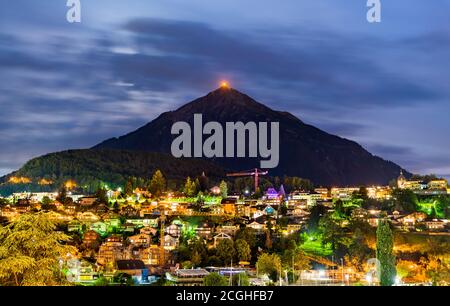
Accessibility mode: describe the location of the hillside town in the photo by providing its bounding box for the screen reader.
[0,170,449,286]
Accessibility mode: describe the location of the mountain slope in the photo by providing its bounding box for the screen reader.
[0,149,227,195]
[94,87,408,186]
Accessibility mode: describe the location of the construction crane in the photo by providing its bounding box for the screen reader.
[227,168,268,193]
[154,204,167,267]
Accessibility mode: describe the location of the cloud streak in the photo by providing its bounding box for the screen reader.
[0,3,449,178]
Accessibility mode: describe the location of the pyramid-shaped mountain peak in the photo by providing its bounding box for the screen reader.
[93,87,408,186]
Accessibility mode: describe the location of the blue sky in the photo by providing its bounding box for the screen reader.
[0,0,449,178]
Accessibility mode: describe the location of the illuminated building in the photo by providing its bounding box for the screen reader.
[330,188,359,200]
[428,179,448,190]
[425,219,446,231]
[76,211,100,222]
[216,225,239,236]
[166,268,210,286]
[97,235,124,266]
[128,233,152,247]
[115,260,149,283]
[367,186,392,200]
[83,230,101,246]
[78,196,97,206]
[397,171,426,190]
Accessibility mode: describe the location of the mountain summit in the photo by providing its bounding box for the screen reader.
[94,87,407,186]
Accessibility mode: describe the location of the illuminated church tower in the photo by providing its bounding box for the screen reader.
[397,170,407,189]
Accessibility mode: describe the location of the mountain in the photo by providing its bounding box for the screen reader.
[0,149,227,196]
[94,87,408,186]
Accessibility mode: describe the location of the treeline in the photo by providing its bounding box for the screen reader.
[0,149,314,196]
[0,149,226,195]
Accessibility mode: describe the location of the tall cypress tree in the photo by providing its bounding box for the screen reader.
[376,219,396,286]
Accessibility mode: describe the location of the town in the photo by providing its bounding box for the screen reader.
[0,169,448,286]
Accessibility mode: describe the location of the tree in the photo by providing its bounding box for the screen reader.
[308,204,327,232]
[56,185,68,203]
[264,230,272,250]
[319,213,349,252]
[219,180,228,198]
[41,196,52,206]
[216,239,235,265]
[231,272,250,286]
[392,189,417,213]
[422,256,450,286]
[0,213,74,286]
[376,219,396,286]
[198,173,209,192]
[203,272,228,286]
[191,250,202,268]
[183,177,197,197]
[96,188,109,205]
[148,170,166,198]
[235,228,256,249]
[235,239,251,262]
[124,179,133,196]
[282,249,310,272]
[256,253,282,282]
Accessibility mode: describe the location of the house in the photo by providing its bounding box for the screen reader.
[83,230,101,246]
[141,245,163,265]
[120,205,139,218]
[216,225,239,236]
[286,223,303,234]
[166,223,182,237]
[289,207,310,217]
[167,268,209,286]
[95,203,109,214]
[425,219,446,231]
[140,226,157,236]
[115,260,148,283]
[47,211,72,222]
[163,234,179,251]
[68,220,82,232]
[123,222,136,233]
[97,235,124,267]
[221,197,237,215]
[213,232,232,247]
[247,221,266,232]
[351,208,369,220]
[78,261,99,283]
[15,203,31,214]
[397,212,427,228]
[90,221,107,234]
[64,203,77,215]
[128,233,151,247]
[102,212,121,228]
[263,205,276,216]
[77,211,100,223]
[210,186,221,195]
[195,223,213,239]
[427,180,448,190]
[78,196,97,206]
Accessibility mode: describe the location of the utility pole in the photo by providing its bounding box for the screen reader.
[292,255,295,285]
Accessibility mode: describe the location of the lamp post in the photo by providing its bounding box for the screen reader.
[341,258,344,286]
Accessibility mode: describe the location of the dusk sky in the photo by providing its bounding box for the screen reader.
[0,1,449,179]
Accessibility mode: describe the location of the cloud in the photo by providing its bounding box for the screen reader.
[0,14,449,177]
